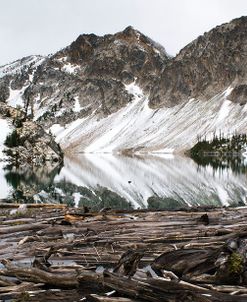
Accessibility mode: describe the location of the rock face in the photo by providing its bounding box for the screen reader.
[150,16,247,107]
[0,17,247,153]
[0,104,63,165]
[228,84,247,105]
[20,26,169,127]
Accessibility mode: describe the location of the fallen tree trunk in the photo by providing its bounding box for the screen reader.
[0,264,79,288]
[1,205,247,300]
[101,272,247,302]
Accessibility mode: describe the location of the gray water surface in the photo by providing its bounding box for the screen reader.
[1,154,247,209]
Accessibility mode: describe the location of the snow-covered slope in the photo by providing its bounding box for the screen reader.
[0,118,12,199]
[0,162,12,199]
[0,55,44,79]
[51,84,247,154]
[54,154,247,208]
[0,118,12,158]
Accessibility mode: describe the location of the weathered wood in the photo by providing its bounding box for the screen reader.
[0,263,79,288]
[0,281,43,294]
[87,294,140,301]
[1,206,247,300]
[0,222,47,235]
[101,272,247,302]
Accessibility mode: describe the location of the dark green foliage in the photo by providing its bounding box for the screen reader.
[4,130,24,147]
[4,109,11,118]
[13,117,23,128]
[51,103,57,112]
[148,196,188,210]
[58,99,63,108]
[37,110,55,122]
[5,171,22,189]
[190,133,247,174]
[191,133,247,156]
[54,181,133,210]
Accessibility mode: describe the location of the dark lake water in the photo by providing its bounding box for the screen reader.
[1,154,246,209]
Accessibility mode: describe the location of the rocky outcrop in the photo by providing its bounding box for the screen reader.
[228,84,247,105]
[0,78,10,102]
[0,104,63,166]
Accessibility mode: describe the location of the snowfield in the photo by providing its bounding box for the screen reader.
[0,55,44,79]
[0,118,12,199]
[7,85,27,108]
[2,57,247,155]
[0,118,11,159]
[49,83,247,154]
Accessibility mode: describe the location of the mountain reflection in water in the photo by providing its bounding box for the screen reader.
[1,154,247,209]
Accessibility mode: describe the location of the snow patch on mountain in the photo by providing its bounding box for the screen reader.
[0,118,12,159]
[49,83,247,154]
[7,85,27,108]
[125,81,143,98]
[216,99,232,123]
[61,62,79,74]
[0,55,44,79]
[73,97,83,112]
[33,103,49,121]
[0,162,12,199]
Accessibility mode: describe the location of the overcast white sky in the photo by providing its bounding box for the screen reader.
[0,0,246,65]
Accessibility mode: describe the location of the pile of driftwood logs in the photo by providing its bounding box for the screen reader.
[1,204,247,301]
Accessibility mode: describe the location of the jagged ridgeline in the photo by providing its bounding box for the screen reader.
[0,17,247,157]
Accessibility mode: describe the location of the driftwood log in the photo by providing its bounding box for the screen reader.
[1,204,247,301]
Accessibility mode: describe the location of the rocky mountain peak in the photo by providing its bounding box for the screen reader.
[13,27,170,126]
[0,17,247,155]
[68,33,100,63]
[61,26,170,71]
[176,16,247,61]
[122,25,138,35]
[149,16,247,107]
[117,25,144,42]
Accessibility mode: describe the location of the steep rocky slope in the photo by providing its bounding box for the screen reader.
[0,17,247,154]
[18,26,168,127]
[0,104,62,165]
[150,16,247,107]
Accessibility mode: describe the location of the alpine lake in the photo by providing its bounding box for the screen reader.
[0,153,246,210]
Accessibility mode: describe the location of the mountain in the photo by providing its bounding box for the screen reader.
[150,16,247,107]
[0,17,247,154]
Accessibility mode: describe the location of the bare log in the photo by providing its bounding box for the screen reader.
[86,294,141,301]
[0,263,79,288]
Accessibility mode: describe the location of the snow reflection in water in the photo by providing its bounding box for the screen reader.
[54,154,247,208]
[1,154,247,209]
